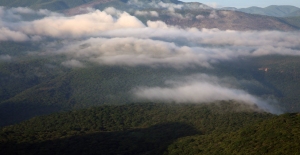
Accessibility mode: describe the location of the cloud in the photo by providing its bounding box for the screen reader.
[9,7,36,14]
[0,55,12,62]
[0,6,60,21]
[0,7,145,39]
[103,7,122,16]
[49,24,300,68]
[61,59,85,68]
[52,37,211,68]
[135,10,159,17]
[196,14,205,19]
[209,10,219,19]
[0,27,29,41]
[128,0,183,10]
[19,11,145,38]
[147,20,169,29]
[1,7,300,69]
[37,18,299,68]
[133,74,282,114]
[0,6,296,114]
[205,2,221,8]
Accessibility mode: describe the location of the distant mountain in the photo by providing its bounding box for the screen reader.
[220,7,238,11]
[281,16,300,29]
[0,0,299,31]
[0,0,210,11]
[161,9,298,31]
[287,10,300,17]
[221,5,300,17]
[62,1,300,31]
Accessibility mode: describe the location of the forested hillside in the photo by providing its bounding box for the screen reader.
[0,102,276,155]
[166,113,300,155]
[2,52,300,126]
[1,103,299,155]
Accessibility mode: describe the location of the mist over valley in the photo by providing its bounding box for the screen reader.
[1,0,300,154]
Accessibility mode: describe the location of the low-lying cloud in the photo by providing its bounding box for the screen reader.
[0,54,12,62]
[1,7,145,39]
[0,7,299,68]
[0,7,299,113]
[133,74,282,114]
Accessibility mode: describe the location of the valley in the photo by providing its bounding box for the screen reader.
[0,0,300,154]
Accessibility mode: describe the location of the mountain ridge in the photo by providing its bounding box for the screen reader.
[221,5,300,17]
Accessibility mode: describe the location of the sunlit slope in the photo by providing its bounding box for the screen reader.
[0,103,273,155]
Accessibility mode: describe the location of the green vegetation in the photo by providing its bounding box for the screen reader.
[166,113,300,155]
[0,102,276,155]
[281,16,300,29]
[237,5,300,17]
[1,103,299,155]
[1,54,300,126]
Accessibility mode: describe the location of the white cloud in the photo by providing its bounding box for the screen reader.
[42,21,300,68]
[19,11,145,38]
[0,7,296,113]
[0,27,29,41]
[10,7,35,14]
[135,10,159,17]
[209,10,219,19]
[133,74,282,114]
[103,7,122,16]
[128,0,183,10]
[0,7,145,40]
[53,37,211,68]
[196,14,204,19]
[147,20,169,29]
[61,59,85,68]
[0,55,12,62]
[205,2,221,8]
[0,7,300,69]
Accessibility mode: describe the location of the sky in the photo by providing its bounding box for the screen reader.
[183,0,300,8]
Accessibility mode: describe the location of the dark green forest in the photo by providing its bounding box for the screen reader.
[0,103,299,155]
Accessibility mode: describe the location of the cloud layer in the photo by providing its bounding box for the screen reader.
[0,7,299,113]
[133,74,282,114]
